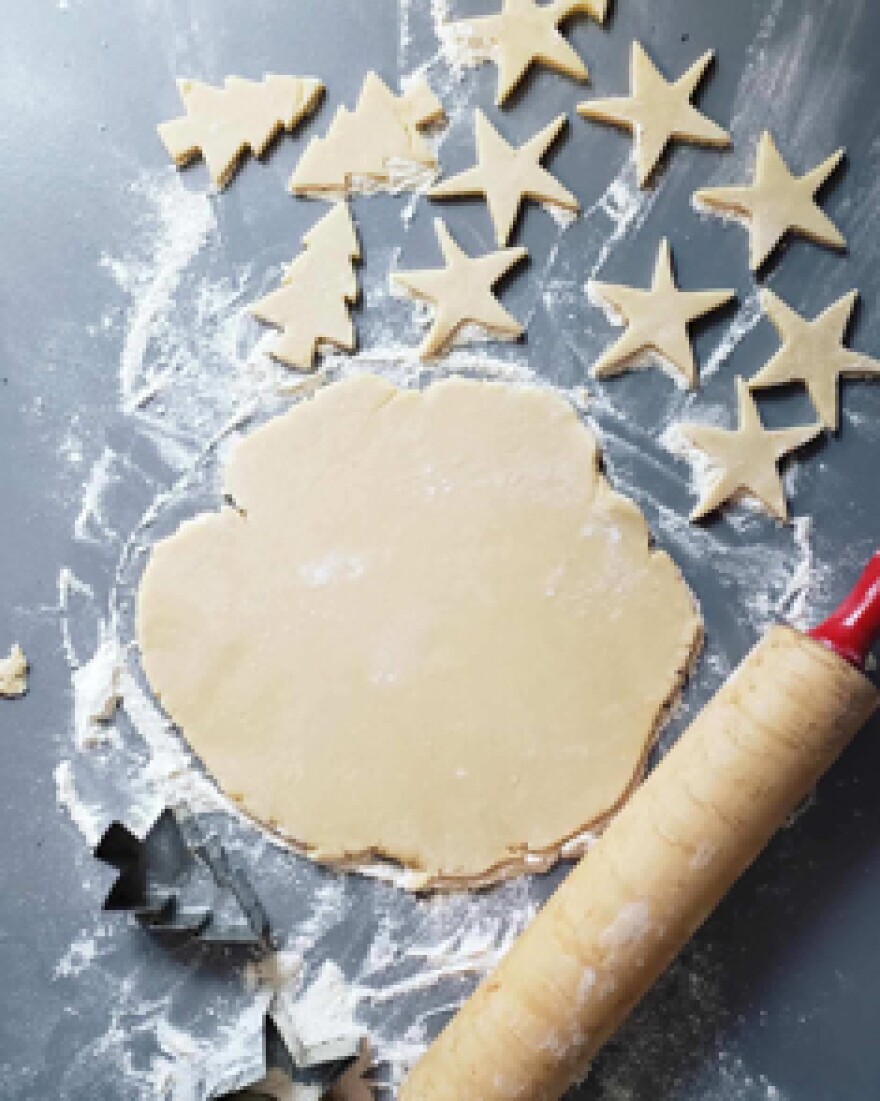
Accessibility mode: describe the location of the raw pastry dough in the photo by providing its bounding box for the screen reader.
[444,0,608,106]
[587,239,735,388]
[693,131,845,271]
[429,111,579,246]
[393,218,527,357]
[250,203,361,371]
[0,644,28,698]
[750,289,880,432]
[137,375,702,887]
[674,377,821,522]
[157,75,324,190]
[578,42,730,187]
[289,73,444,195]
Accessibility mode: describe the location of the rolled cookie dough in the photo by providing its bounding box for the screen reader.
[137,375,701,888]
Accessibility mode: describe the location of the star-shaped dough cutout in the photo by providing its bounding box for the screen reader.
[578,42,730,186]
[587,239,735,388]
[693,131,846,271]
[393,218,527,358]
[429,111,579,245]
[675,377,821,522]
[445,0,609,107]
[749,289,880,432]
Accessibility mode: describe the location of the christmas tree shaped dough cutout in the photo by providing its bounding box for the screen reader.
[429,111,579,246]
[578,42,730,186]
[393,218,527,357]
[673,377,821,523]
[587,239,735,388]
[158,75,324,189]
[250,204,361,371]
[693,131,845,271]
[289,73,445,195]
[750,289,880,433]
[442,0,609,106]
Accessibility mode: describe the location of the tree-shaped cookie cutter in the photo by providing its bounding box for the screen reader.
[95,805,272,947]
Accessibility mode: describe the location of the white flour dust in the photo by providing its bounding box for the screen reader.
[46,4,843,1099]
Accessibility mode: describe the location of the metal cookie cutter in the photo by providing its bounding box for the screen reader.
[216,992,374,1100]
[95,805,272,947]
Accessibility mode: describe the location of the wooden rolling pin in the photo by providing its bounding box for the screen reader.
[401,553,880,1101]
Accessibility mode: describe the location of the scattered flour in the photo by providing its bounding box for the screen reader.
[72,625,124,747]
[74,446,121,544]
[103,172,215,411]
[702,292,765,380]
[54,760,104,848]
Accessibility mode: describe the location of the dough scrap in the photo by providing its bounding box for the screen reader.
[137,375,702,888]
[157,75,324,190]
[693,131,846,272]
[289,73,445,196]
[750,289,880,432]
[443,0,608,107]
[429,111,579,246]
[578,42,730,187]
[674,377,821,523]
[587,239,735,388]
[0,644,28,698]
[250,203,361,371]
[393,218,527,357]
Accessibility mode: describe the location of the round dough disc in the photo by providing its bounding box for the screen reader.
[137,375,701,888]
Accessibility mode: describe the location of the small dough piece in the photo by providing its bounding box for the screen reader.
[0,644,28,698]
[674,377,821,522]
[444,0,608,106]
[578,42,730,187]
[250,203,361,371]
[693,131,845,272]
[157,75,324,190]
[393,218,527,357]
[289,73,445,196]
[137,375,702,888]
[750,289,880,432]
[587,239,735,388]
[429,111,579,246]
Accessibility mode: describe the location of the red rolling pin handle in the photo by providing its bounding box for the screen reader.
[809,552,880,669]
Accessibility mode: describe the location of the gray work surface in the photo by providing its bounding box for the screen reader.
[1,0,879,1098]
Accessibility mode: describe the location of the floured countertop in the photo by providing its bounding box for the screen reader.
[2,1,880,1099]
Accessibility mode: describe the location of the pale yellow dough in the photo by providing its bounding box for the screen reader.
[588,239,735,388]
[675,377,821,523]
[694,131,845,272]
[289,73,444,195]
[444,0,609,107]
[578,42,730,187]
[249,203,361,371]
[429,111,578,246]
[393,218,527,358]
[137,375,702,888]
[0,644,28,698]
[157,75,324,190]
[750,289,880,432]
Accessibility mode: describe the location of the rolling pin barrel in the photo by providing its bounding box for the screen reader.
[401,555,880,1101]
